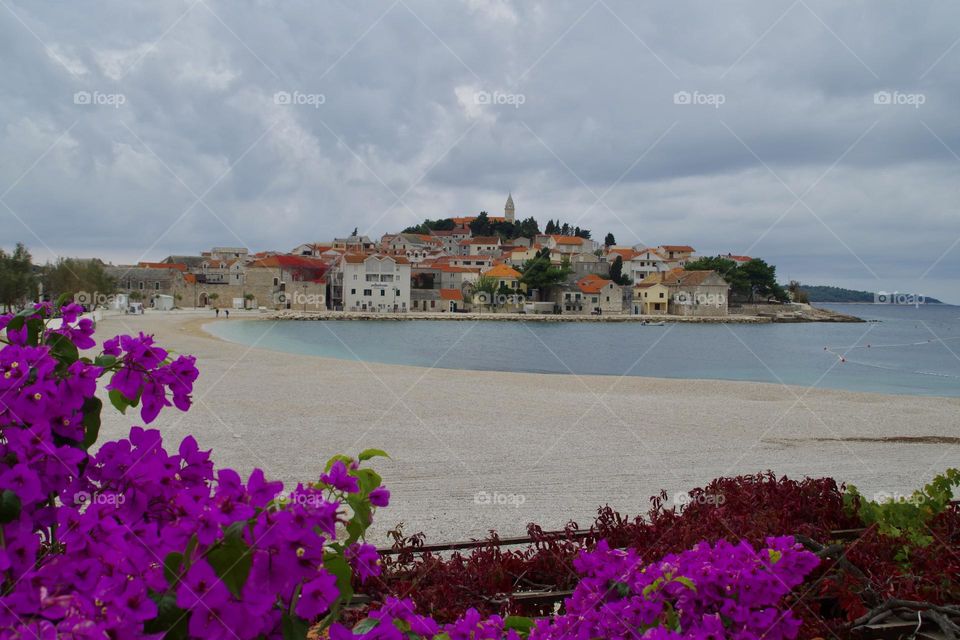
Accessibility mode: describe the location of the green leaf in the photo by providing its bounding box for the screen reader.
[0,490,22,524]
[281,611,311,640]
[164,552,184,587]
[324,454,353,472]
[353,618,381,634]
[673,576,697,592]
[345,495,373,543]
[358,448,390,462]
[323,552,354,603]
[504,616,535,634]
[642,576,664,597]
[108,388,131,414]
[25,317,42,346]
[206,525,252,598]
[354,468,382,494]
[94,354,118,368]
[144,593,190,639]
[183,534,199,568]
[81,397,102,450]
[46,333,79,364]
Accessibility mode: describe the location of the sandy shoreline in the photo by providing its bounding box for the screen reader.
[97,310,960,543]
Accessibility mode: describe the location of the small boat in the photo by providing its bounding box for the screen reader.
[640,320,666,326]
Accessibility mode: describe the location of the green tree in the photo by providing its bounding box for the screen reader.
[685,256,739,279]
[608,255,632,286]
[520,248,572,294]
[402,218,456,234]
[41,258,116,307]
[787,281,809,303]
[0,243,36,311]
[518,216,540,238]
[471,275,498,306]
[686,256,787,302]
[604,233,616,247]
[468,212,492,237]
[739,259,788,302]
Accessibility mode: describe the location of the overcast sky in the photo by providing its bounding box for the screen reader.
[1,0,958,301]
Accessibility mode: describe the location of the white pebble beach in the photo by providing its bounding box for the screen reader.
[97,310,960,544]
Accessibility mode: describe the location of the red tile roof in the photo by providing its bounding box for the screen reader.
[577,274,613,294]
[439,289,463,301]
[483,263,521,278]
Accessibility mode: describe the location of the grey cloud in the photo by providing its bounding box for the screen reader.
[0,0,957,300]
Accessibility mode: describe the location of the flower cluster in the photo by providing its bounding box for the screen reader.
[339,537,819,640]
[102,331,199,422]
[0,303,391,638]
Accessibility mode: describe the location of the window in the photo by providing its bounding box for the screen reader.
[273,277,279,286]
[350,289,356,295]
[155,282,160,291]
[380,290,385,296]
[138,282,144,290]
[430,301,435,308]
[363,289,372,297]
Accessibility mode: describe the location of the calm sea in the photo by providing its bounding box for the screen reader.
[207,303,960,397]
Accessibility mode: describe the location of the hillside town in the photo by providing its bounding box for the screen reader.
[89,195,791,318]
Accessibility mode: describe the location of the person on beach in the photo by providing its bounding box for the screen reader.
[225,309,229,319]
[215,308,219,318]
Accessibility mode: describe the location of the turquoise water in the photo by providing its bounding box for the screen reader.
[206,304,960,397]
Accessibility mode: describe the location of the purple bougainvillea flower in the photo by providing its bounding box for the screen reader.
[295,571,339,620]
[369,486,390,507]
[320,460,359,493]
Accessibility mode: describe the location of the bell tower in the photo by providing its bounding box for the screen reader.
[504,193,515,222]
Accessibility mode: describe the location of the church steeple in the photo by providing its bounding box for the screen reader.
[504,192,515,222]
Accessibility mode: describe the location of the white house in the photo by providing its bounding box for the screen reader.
[628,248,669,281]
[340,254,411,312]
[459,236,502,256]
[537,235,599,255]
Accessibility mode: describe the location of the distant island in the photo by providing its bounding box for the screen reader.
[801,285,943,304]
